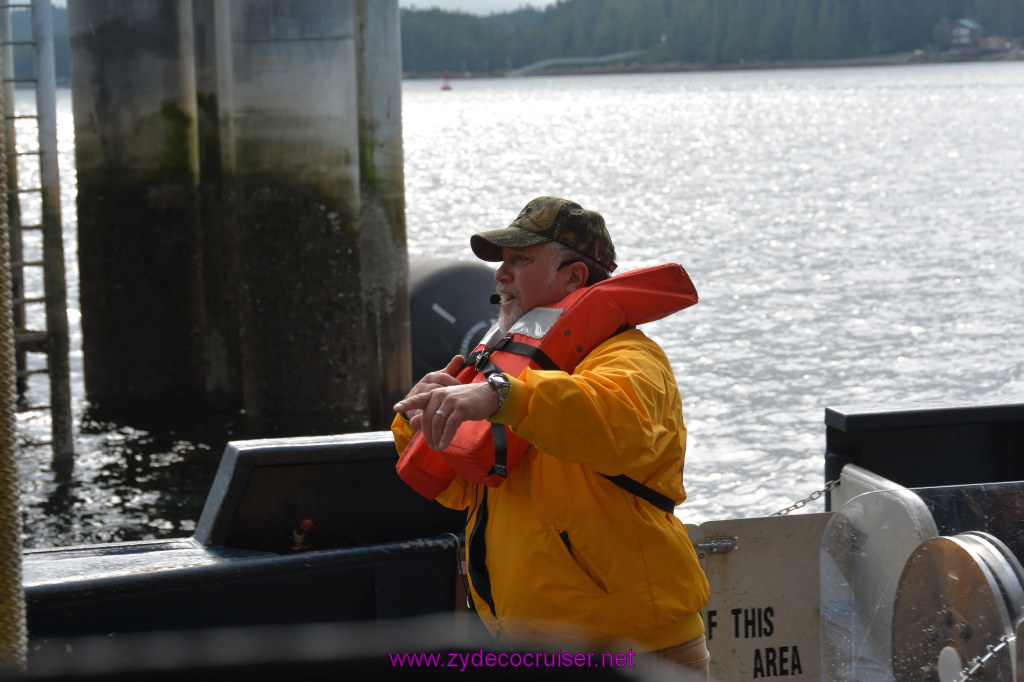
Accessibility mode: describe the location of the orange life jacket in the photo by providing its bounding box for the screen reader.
[396,263,698,500]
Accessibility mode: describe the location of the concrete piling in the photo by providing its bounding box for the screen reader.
[67,0,409,434]
[69,0,206,411]
[228,0,365,434]
[192,0,241,406]
[355,0,409,429]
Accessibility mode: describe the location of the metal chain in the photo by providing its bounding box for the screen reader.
[954,634,1014,682]
[770,479,841,516]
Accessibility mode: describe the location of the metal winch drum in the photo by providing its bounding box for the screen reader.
[892,531,1024,681]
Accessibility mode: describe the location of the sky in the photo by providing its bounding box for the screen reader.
[399,1,553,15]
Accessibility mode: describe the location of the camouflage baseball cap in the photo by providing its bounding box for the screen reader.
[471,197,618,272]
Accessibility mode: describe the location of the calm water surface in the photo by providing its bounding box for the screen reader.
[14,62,1024,547]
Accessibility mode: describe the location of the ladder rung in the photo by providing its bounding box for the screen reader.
[0,40,34,47]
[17,439,53,448]
[15,331,48,353]
[6,150,41,158]
[16,369,48,379]
[1,78,37,85]
[13,296,47,304]
[10,259,44,267]
[3,115,39,121]
[8,186,41,194]
[17,223,43,231]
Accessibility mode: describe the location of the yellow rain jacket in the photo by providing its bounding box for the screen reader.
[391,329,708,650]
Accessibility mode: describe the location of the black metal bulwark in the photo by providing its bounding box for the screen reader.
[24,431,465,649]
[824,402,1024,510]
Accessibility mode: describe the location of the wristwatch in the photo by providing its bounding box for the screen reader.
[486,372,511,413]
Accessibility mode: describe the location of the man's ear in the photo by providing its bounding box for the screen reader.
[564,262,589,292]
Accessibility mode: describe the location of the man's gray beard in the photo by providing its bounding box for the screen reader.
[496,296,523,335]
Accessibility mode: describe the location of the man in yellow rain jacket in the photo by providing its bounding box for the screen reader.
[392,197,710,677]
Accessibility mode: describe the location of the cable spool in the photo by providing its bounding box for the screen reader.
[891,532,1024,681]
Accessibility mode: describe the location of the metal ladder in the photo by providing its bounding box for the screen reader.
[1,0,72,460]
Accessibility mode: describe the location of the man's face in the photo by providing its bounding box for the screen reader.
[493,243,571,332]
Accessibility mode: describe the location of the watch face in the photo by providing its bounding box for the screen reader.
[489,374,509,396]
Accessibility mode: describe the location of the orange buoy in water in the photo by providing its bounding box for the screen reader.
[442,70,452,91]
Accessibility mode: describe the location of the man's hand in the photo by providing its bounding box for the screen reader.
[393,374,500,452]
[397,355,465,424]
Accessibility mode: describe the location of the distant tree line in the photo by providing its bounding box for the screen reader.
[5,2,1020,83]
[401,0,1024,75]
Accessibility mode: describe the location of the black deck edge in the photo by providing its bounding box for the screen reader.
[825,401,1024,432]
[823,401,1024,510]
[25,534,459,605]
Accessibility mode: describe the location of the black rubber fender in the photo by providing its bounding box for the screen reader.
[409,258,497,380]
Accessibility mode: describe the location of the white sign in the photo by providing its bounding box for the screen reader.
[688,513,832,680]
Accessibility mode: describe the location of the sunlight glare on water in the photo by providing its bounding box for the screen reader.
[402,63,1024,523]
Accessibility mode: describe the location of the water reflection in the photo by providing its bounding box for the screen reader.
[21,405,240,548]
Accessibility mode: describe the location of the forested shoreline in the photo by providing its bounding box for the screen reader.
[402,0,1024,76]
[5,2,1021,83]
